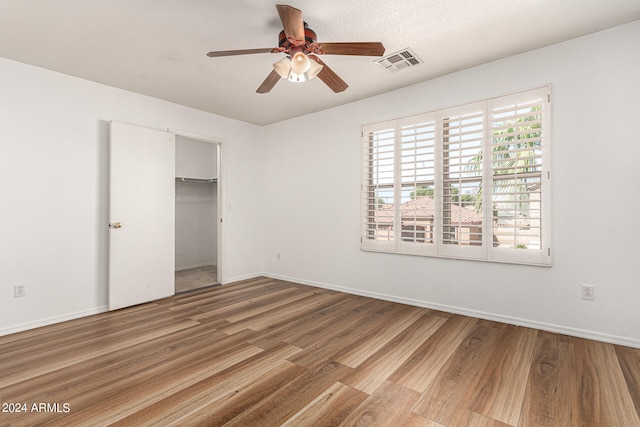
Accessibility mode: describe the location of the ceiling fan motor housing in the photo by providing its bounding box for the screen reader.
[278,22,317,52]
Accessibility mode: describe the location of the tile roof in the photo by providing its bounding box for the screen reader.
[375,197,482,225]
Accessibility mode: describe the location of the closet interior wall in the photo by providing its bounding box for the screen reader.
[175,136,218,273]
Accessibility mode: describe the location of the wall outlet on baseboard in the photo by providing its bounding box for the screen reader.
[14,284,26,298]
[581,284,595,301]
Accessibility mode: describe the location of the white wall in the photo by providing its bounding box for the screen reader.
[175,136,218,179]
[261,21,640,347]
[0,57,262,334]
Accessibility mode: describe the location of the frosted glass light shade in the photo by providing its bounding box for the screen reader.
[273,57,291,79]
[306,59,323,79]
[290,52,311,74]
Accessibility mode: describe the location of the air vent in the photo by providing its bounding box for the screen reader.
[375,48,423,72]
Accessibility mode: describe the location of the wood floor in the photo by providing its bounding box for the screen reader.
[1,277,639,427]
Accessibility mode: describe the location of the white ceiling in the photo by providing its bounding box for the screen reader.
[1,1,639,125]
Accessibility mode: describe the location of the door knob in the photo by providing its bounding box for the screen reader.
[110,222,123,229]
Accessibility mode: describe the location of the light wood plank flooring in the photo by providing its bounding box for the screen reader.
[1,277,639,426]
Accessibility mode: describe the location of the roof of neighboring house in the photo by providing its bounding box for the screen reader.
[375,196,483,225]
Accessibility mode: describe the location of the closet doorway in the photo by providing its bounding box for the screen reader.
[174,135,221,293]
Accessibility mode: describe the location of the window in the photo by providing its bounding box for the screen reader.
[361,86,551,265]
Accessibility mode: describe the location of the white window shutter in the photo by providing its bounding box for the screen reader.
[438,104,485,260]
[397,114,438,256]
[361,86,551,266]
[489,87,551,265]
[361,121,397,252]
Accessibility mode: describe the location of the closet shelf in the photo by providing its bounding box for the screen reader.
[175,177,217,184]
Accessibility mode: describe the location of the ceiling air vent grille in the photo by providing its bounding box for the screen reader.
[375,48,423,72]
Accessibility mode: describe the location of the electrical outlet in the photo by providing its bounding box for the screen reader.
[581,284,595,301]
[277,252,281,260]
[14,284,26,298]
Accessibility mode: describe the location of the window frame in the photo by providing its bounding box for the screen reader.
[361,86,552,266]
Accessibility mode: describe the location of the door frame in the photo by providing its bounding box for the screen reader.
[170,129,226,285]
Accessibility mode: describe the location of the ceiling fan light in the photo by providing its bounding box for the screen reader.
[288,71,306,83]
[290,52,311,74]
[306,60,323,80]
[273,57,291,79]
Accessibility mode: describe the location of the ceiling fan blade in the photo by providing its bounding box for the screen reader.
[310,56,348,93]
[315,42,385,56]
[256,70,281,94]
[276,4,305,41]
[207,48,274,57]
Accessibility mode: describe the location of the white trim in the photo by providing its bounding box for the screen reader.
[222,272,263,285]
[4,273,638,349]
[262,273,640,349]
[167,128,226,145]
[0,306,109,337]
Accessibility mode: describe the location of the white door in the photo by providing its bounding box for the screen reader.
[109,121,175,310]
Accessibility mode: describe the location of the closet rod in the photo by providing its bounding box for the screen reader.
[175,177,217,184]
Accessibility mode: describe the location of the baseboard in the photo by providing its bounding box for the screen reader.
[4,274,637,349]
[263,273,640,349]
[0,272,264,336]
[222,272,263,285]
[0,306,109,337]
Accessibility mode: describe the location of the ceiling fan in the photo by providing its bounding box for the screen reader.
[207,4,385,94]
